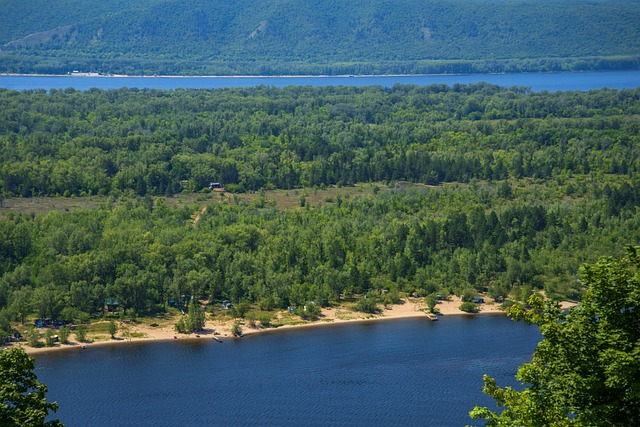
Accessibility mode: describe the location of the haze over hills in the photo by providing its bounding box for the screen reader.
[1,0,640,75]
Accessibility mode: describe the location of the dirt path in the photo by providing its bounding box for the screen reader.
[192,206,207,226]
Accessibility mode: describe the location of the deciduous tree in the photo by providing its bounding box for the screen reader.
[470,246,640,426]
[0,348,63,426]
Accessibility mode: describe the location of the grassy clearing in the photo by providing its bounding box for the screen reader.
[1,175,609,219]
[0,182,430,216]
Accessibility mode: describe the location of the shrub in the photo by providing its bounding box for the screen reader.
[299,302,320,320]
[460,302,479,313]
[75,325,88,342]
[231,323,243,337]
[58,326,70,344]
[26,326,42,348]
[355,295,379,314]
[258,314,272,327]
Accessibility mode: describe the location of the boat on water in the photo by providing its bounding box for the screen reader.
[426,313,438,321]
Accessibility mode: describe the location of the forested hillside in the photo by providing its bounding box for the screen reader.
[1,85,640,327]
[1,0,640,75]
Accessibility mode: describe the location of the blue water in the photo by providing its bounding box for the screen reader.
[35,315,540,427]
[1,70,639,92]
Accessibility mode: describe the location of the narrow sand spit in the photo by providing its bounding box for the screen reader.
[13,297,506,355]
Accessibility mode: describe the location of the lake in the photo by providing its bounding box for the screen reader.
[1,70,640,92]
[35,315,540,427]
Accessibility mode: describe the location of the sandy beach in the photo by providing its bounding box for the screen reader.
[10,296,508,356]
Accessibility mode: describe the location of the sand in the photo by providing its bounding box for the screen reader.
[9,296,506,356]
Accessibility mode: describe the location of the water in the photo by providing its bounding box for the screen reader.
[35,315,540,427]
[1,70,639,92]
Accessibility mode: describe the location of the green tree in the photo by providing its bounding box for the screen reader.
[57,326,70,344]
[75,325,87,343]
[299,302,320,320]
[108,320,117,339]
[426,294,438,313]
[8,288,31,325]
[354,294,379,314]
[44,329,55,347]
[174,301,205,333]
[26,326,42,348]
[186,301,206,332]
[0,348,63,426]
[470,246,640,426]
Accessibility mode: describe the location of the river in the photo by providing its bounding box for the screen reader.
[1,70,640,92]
[35,315,540,427]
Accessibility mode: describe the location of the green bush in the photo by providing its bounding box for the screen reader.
[459,302,479,313]
[299,302,320,320]
[58,326,70,344]
[75,325,88,342]
[26,326,42,348]
[355,295,379,314]
[231,323,243,337]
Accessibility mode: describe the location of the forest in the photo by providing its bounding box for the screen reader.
[1,0,640,75]
[1,84,640,331]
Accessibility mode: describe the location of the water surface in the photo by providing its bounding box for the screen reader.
[2,70,639,91]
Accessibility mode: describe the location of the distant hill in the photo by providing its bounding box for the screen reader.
[1,0,640,75]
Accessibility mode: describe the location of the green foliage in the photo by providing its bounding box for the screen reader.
[0,0,639,75]
[460,289,476,303]
[299,302,320,321]
[107,320,117,339]
[257,313,272,328]
[355,294,379,314]
[0,85,640,325]
[175,302,206,333]
[459,302,478,313]
[231,323,243,337]
[231,301,251,319]
[0,348,63,426]
[1,85,639,198]
[75,325,87,343]
[470,246,640,426]
[426,294,438,313]
[57,326,70,344]
[26,326,41,348]
[44,329,55,347]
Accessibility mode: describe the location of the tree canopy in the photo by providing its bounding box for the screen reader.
[470,246,640,426]
[1,84,640,326]
[0,348,62,426]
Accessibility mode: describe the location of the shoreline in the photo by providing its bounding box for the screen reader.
[0,72,464,79]
[11,296,506,357]
[0,70,616,79]
[11,297,578,357]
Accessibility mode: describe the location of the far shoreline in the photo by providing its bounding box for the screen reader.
[1,70,617,79]
[0,72,468,79]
